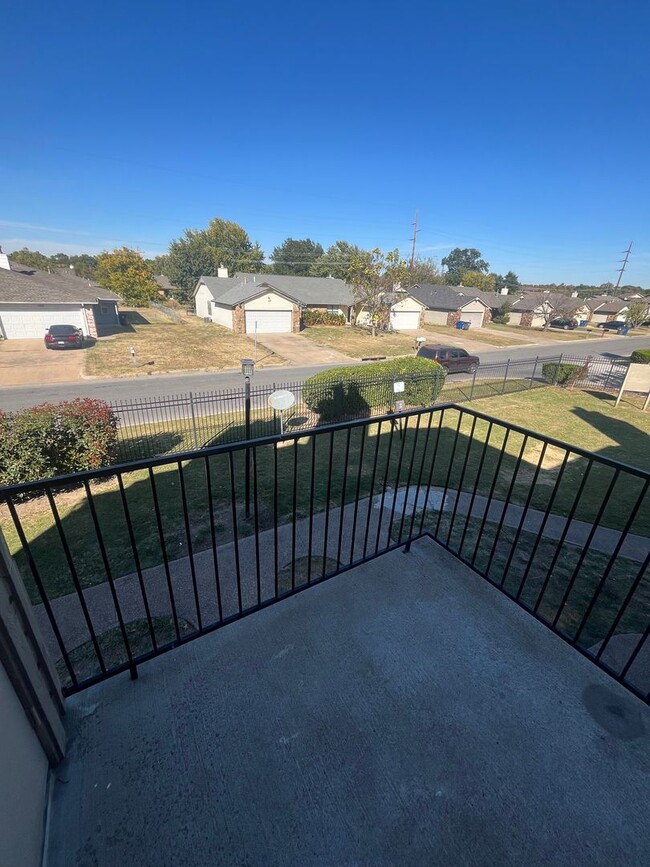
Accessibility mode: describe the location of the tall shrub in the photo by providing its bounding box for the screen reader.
[303,357,445,422]
[0,399,119,486]
[630,349,650,364]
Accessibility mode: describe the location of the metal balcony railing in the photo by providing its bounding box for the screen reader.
[0,404,648,703]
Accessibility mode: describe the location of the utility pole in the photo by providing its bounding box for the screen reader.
[614,241,633,291]
[409,209,420,270]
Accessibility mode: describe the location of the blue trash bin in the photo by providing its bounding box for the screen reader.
[621,327,629,335]
[455,321,464,330]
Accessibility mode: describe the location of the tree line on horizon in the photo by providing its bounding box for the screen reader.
[7,216,648,306]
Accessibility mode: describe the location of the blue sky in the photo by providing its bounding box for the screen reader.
[1,0,649,285]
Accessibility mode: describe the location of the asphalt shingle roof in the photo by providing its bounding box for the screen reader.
[0,262,119,304]
[198,273,355,307]
[408,284,489,311]
[584,296,628,313]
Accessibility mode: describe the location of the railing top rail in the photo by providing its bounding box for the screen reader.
[1,400,648,499]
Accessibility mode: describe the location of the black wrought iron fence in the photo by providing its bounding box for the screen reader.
[111,354,630,462]
[0,404,648,703]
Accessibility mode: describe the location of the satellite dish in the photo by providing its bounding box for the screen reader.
[268,390,296,411]
[268,389,296,435]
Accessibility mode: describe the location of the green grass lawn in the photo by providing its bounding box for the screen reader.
[2,388,648,609]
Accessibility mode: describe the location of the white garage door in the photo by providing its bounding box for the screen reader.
[245,310,292,333]
[390,310,420,330]
[459,310,484,328]
[0,306,85,339]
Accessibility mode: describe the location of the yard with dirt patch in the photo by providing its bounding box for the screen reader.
[84,307,286,377]
[301,325,415,357]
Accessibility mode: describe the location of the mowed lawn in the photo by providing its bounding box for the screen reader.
[421,323,530,347]
[302,325,415,357]
[85,307,286,377]
[2,386,649,607]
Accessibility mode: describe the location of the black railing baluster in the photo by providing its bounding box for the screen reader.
[307,436,317,582]
[444,414,478,549]
[374,418,396,554]
[228,451,243,614]
[177,461,202,632]
[349,425,367,564]
[407,410,434,541]
[273,442,279,597]
[514,450,570,603]
[322,430,335,576]
[83,481,135,676]
[204,455,223,622]
[500,440,549,592]
[386,413,409,547]
[148,467,181,642]
[363,420,383,558]
[596,551,650,664]
[291,440,299,591]
[572,478,650,647]
[417,408,445,535]
[337,427,352,568]
[552,470,621,633]
[46,487,107,676]
[252,447,262,605]
[5,498,78,687]
[457,420,493,559]
[483,433,529,580]
[434,409,464,540]
[397,414,423,545]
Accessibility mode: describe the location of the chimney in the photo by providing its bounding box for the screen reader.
[0,245,11,270]
[500,286,508,295]
[217,264,229,279]
[571,290,578,297]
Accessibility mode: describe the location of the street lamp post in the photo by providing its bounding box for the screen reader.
[241,358,255,518]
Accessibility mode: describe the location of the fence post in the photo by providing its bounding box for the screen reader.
[552,354,564,386]
[189,392,199,450]
[529,356,539,389]
[469,365,478,401]
[244,376,252,519]
[501,359,510,394]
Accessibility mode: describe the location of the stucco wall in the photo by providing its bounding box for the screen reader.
[194,283,213,318]
[391,295,423,313]
[0,661,48,867]
[211,304,234,329]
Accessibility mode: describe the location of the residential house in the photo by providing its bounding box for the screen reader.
[194,270,425,333]
[506,291,591,328]
[408,284,491,328]
[0,249,120,339]
[584,296,629,325]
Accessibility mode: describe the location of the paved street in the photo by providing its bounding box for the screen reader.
[0,334,647,411]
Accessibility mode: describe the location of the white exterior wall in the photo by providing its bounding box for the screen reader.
[194,283,213,318]
[392,295,423,313]
[458,300,486,328]
[0,660,48,867]
[508,311,524,326]
[211,304,234,328]
[0,305,86,339]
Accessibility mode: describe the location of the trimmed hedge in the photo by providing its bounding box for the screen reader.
[630,349,650,364]
[303,357,446,422]
[541,362,589,387]
[302,309,346,326]
[0,399,118,487]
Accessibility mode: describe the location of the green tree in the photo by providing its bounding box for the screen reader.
[504,270,520,293]
[6,247,51,270]
[441,248,489,284]
[165,218,264,302]
[407,256,442,286]
[460,270,496,292]
[309,240,371,279]
[491,301,511,324]
[348,248,410,337]
[95,248,158,306]
[626,300,649,327]
[271,238,323,275]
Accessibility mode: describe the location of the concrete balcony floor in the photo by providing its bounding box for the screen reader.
[46,538,650,866]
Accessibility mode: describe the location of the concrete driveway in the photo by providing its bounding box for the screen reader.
[256,332,355,365]
[0,338,86,387]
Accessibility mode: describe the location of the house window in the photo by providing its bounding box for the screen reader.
[326,306,339,314]
[100,304,111,316]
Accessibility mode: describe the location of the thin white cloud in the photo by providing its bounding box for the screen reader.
[3,238,161,258]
